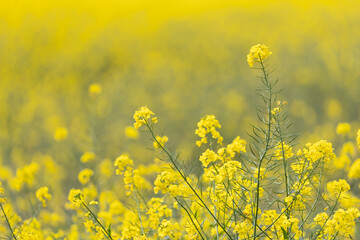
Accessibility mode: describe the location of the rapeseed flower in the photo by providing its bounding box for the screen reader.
[36,187,51,207]
[348,158,360,179]
[327,179,350,198]
[336,122,351,136]
[0,182,6,203]
[54,127,68,141]
[78,169,94,185]
[88,83,102,97]
[133,106,157,129]
[124,126,139,139]
[80,151,96,163]
[247,44,272,67]
[195,115,223,147]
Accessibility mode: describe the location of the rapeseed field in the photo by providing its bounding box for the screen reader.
[1,0,360,239]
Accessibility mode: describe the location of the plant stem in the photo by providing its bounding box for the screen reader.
[145,120,234,240]
[253,58,272,239]
[81,201,113,240]
[0,203,18,240]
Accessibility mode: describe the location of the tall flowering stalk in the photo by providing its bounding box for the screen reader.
[109,45,360,239]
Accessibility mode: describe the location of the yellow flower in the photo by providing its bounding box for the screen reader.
[133,106,157,129]
[234,221,252,239]
[274,141,294,160]
[36,187,51,207]
[14,218,44,240]
[357,129,360,148]
[314,212,328,226]
[153,136,168,149]
[199,149,219,168]
[327,179,350,197]
[348,158,360,179]
[114,154,133,175]
[80,152,96,163]
[88,83,102,96]
[247,44,272,67]
[9,162,39,191]
[124,126,139,139]
[0,182,6,203]
[215,136,246,165]
[195,115,223,147]
[302,140,336,164]
[89,201,98,205]
[67,189,84,208]
[336,122,351,136]
[315,208,360,237]
[78,169,94,185]
[157,220,181,239]
[54,127,68,141]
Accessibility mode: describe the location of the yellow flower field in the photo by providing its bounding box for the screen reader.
[0,0,360,239]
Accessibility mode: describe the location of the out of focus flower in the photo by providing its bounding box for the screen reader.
[114,154,133,175]
[336,122,351,136]
[81,152,96,163]
[54,127,68,141]
[78,169,94,185]
[0,182,6,203]
[124,126,139,139]
[36,187,51,207]
[327,179,350,197]
[88,83,102,97]
[348,159,360,179]
[89,201,98,205]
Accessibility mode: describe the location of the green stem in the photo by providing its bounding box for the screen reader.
[175,197,207,240]
[145,120,234,240]
[253,58,272,239]
[81,201,113,240]
[133,185,145,235]
[0,203,18,240]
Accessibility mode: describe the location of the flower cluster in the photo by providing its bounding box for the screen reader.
[274,141,294,160]
[247,44,272,67]
[2,45,360,240]
[327,179,350,198]
[195,115,223,147]
[133,106,157,129]
[36,187,52,207]
[314,208,360,239]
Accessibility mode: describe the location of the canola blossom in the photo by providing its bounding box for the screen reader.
[247,44,272,67]
[1,4,360,238]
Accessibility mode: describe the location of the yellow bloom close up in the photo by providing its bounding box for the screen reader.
[247,44,272,67]
[133,106,157,129]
